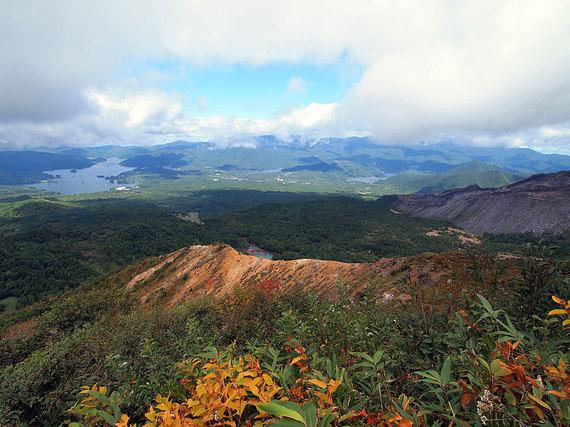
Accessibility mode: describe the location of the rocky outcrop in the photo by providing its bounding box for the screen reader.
[395,171,570,235]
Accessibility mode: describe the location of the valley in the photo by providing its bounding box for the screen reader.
[5,137,570,198]
[0,141,569,426]
[2,3,570,424]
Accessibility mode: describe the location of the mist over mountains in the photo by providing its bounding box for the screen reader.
[2,136,569,188]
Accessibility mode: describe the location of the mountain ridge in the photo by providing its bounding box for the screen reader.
[394,170,570,234]
[120,244,469,307]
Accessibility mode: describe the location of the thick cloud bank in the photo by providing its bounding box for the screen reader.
[0,1,569,152]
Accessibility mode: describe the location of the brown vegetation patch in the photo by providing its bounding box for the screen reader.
[426,227,482,244]
[3,318,34,340]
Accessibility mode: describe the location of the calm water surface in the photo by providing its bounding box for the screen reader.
[23,158,136,195]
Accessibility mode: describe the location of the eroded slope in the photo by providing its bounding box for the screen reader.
[395,170,570,234]
[118,244,471,307]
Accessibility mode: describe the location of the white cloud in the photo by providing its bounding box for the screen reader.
[0,1,569,152]
[86,88,184,128]
[197,96,208,111]
[275,103,339,129]
[287,77,306,94]
[0,86,344,148]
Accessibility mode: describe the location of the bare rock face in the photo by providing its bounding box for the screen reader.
[395,171,570,235]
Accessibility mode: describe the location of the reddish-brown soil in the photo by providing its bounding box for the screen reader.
[426,227,482,244]
[121,244,484,307]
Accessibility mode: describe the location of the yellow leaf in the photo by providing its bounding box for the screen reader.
[115,414,131,427]
[552,296,565,304]
[563,319,570,326]
[310,379,328,389]
[402,395,411,411]
[528,394,552,410]
[145,406,156,421]
[548,390,568,398]
[263,374,274,386]
[548,309,568,316]
[327,379,342,393]
[291,356,304,365]
[249,385,260,396]
[558,359,567,373]
[315,391,328,401]
[185,399,200,408]
[191,406,207,417]
[533,405,545,420]
[226,400,239,410]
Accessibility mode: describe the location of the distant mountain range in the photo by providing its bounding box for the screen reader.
[1,136,569,191]
[395,170,570,234]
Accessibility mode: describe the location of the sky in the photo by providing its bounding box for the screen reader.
[1,0,570,154]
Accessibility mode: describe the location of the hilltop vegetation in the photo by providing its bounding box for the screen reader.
[0,241,568,426]
[387,160,526,194]
[0,190,458,309]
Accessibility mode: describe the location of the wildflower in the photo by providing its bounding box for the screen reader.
[476,389,499,425]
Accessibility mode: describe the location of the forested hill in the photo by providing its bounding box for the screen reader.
[206,196,467,262]
[0,151,95,184]
[0,194,463,310]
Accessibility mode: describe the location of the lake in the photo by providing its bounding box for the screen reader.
[242,238,274,260]
[23,158,137,195]
[348,174,394,184]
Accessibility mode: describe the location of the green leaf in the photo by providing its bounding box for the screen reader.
[269,419,306,427]
[350,351,373,363]
[338,412,359,422]
[441,357,451,386]
[317,409,337,427]
[88,390,109,406]
[258,401,307,425]
[352,361,374,370]
[97,410,118,425]
[373,350,383,365]
[490,359,511,377]
[505,389,516,406]
[302,401,317,427]
[477,294,496,315]
[416,370,441,384]
[112,402,122,421]
[475,357,490,374]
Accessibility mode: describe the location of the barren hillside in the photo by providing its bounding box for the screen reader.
[116,244,481,307]
[394,170,570,234]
